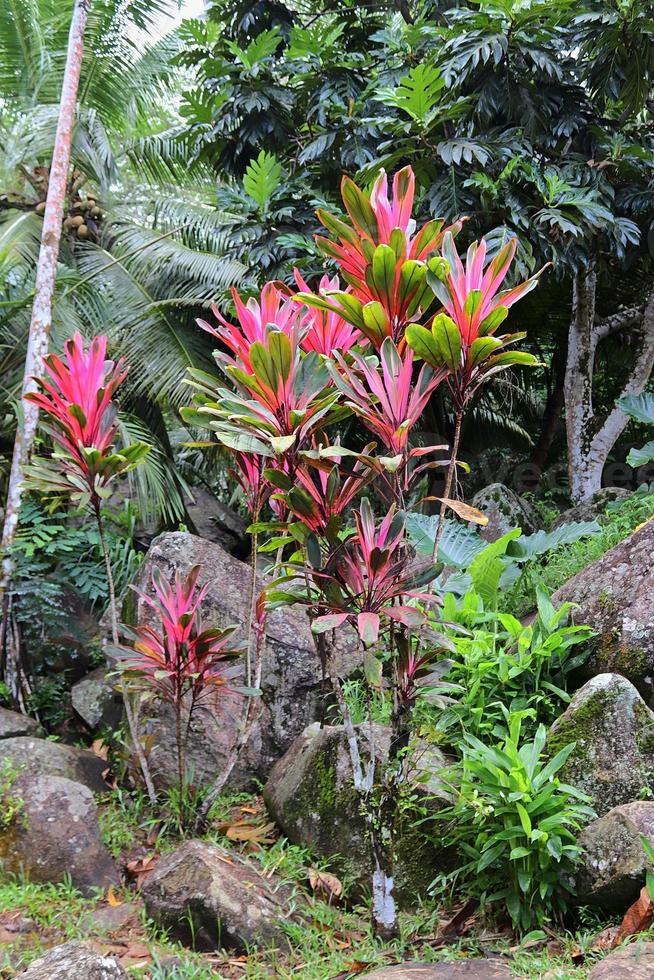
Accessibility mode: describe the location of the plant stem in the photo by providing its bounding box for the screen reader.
[244,527,258,688]
[94,500,157,806]
[431,408,464,568]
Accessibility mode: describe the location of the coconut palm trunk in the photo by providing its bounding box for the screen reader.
[0,0,91,705]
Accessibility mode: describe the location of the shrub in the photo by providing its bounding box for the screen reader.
[435,711,594,932]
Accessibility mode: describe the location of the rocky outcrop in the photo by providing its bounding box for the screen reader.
[552,519,654,699]
[0,707,43,739]
[263,722,452,906]
[128,532,356,790]
[574,802,654,910]
[470,483,541,542]
[547,674,654,816]
[18,941,126,979]
[552,487,631,529]
[0,774,117,896]
[185,487,247,555]
[71,667,122,730]
[362,963,511,979]
[587,942,654,980]
[0,737,106,793]
[141,840,300,951]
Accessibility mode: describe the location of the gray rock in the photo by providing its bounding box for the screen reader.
[470,483,541,542]
[0,775,117,896]
[71,667,122,730]
[129,532,356,790]
[547,674,654,816]
[587,942,654,979]
[0,737,106,793]
[362,962,511,979]
[141,840,300,951]
[263,722,453,907]
[574,801,654,910]
[552,487,631,529]
[552,519,654,699]
[0,707,43,739]
[18,941,126,979]
[185,487,247,554]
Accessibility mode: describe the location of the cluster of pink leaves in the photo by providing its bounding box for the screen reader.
[116,565,242,709]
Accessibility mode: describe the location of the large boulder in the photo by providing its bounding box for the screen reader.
[362,964,511,979]
[71,667,122,731]
[552,487,631,529]
[574,802,654,910]
[470,483,541,542]
[263,722,452,906]
[0,774,117,896]
[587,942,654,980]
[0,707,43,740]
[547,674,654,816]
[0,737,106,793]
[141,840,299,951]
[18,941,126,979]
[128,532,355,790]
[552,518,654,699]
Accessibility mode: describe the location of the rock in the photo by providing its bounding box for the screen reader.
[552,519,654,699]
[0,707,43,739]
[547,674,654,816]
[0,737,106,793]
[587,942,654,979]
[470,483,541,542]
[71,667,122,730]
[129,532,355,790]
[362,962,511,979]
[18,940,126,978]
[552,487,631,529]
[141,840,299,951]
[0,774,117,896]
[263,722,452,906]
[185,486,247,555]
[574,802,654,910]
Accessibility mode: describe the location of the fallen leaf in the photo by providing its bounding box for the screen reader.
[588,926,618,953]
[125,853,158,886]
[107,885,122,907]
[613,886,654,945]
[92,738,109,761]
[219,820,277,845]
[439,897,480,937]
[437,498,489,526]
[102,767,117,790]
[308,868,343,902]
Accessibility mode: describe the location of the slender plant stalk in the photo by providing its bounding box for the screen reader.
[0,0,91,706]
[94,501,157,806]
[431,408,464,567]
[244,527,258,687]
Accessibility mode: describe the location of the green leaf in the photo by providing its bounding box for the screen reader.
[431,313,462,371]
[243,150,282,210]
[377,63,445,123]
[619,392,654,425]
[627,441,654,468]
[363,649,383,688]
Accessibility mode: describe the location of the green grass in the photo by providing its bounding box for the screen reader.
[502,489,654,616]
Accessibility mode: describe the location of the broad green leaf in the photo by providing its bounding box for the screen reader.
[243,150,282,209]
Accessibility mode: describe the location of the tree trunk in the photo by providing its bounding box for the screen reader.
[530,337,567,475]
[0,0,91,702]
[564,266,654,503]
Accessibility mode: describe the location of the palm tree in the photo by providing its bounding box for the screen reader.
[0,0,251,522]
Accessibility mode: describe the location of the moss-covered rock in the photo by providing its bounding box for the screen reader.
[552,487,631,529]
[262,722,453,907]
[547,673,654,816]
[573,801,654,911]
[470,483,541,542]
[552,518,654,699]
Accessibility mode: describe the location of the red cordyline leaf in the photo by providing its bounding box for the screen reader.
[197,281,301,372]
[115,565,243,708]
[305,166,463,347]
[25,332,127,487]
[434,234,543,347]
[293,270,359,356]
[328,338,448,487]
